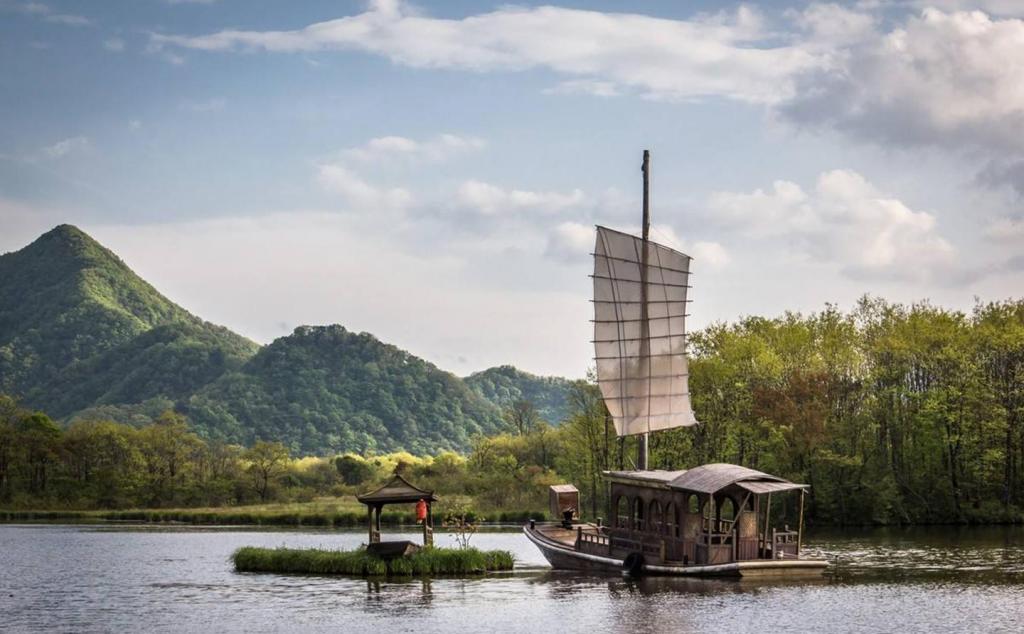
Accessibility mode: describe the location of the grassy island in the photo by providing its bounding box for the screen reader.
[232,545,515,577]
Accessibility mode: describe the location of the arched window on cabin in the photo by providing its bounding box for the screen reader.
[615,496,629,530]
[687,494,700,515]
[702,496,716,533]
[648,500,662,534]
[665,502,678,538]
[633,497,645,532]
[718,497,736,533]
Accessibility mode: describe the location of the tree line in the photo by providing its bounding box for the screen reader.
[1,297,1022,525]
[658,297,1024,524]
[455,297,1024,526]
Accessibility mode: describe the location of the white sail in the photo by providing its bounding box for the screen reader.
[593,225,699,436]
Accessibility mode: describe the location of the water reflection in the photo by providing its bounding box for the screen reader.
[2,524,1023,633]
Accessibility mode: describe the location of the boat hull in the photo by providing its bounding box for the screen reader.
[524,524,828,578]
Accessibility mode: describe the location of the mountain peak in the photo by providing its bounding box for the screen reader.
[46,223,90,239]
[29,224,112,264]
[0,225,257,401]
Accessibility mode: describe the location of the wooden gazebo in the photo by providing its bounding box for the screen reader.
[357,474,437,547]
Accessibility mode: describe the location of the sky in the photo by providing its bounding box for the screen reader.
[2,0,1023,379]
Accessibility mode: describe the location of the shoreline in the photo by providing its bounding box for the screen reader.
[0,507,547,527]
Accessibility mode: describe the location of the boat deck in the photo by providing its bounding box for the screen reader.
[534,524,587,547]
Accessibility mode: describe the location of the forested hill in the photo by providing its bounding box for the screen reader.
[187,325,504,454]
[0,225,521,454]
[465,365,573,424]
[0,225,259,413]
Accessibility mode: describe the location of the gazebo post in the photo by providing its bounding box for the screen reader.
[423,501,433,547]
[374,505,382,543]
[367,505,375,544]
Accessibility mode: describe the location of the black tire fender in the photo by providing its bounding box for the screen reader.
[623,552,645,576]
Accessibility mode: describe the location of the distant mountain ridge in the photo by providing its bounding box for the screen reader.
[0,225,573,453]
[465,365,574,424]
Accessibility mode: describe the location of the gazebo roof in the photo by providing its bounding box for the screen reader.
[357,474,437,505]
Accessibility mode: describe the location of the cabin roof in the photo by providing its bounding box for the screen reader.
[669,463,790,494]
[604,463,807,495]
[549,484,579,493]
[604,469,686,485]
[357,474,437,505]
[735,480,808,494]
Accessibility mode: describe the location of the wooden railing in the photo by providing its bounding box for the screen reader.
[602,523,801,565]
[605,527,695,563]
[576,528,611,556]
[695,531,733,565]
[770,529,800,559]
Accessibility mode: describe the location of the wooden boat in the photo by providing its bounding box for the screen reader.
[525,464,828,577]
[525,152,828,578]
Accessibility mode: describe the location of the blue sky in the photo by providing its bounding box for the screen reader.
[2,0,1023,377]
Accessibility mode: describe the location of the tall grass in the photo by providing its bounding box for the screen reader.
[232,546,515,577]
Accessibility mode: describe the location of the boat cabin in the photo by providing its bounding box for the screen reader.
[583,464,807,566]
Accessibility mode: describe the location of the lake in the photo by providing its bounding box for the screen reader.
[1,524,1023,633]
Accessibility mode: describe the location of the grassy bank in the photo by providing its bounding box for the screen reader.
[232,545,515,576]
[0,499,546,527]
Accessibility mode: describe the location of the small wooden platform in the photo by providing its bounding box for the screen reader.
[366,540,420,559]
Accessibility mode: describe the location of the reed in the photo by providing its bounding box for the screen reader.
[232,545,515,577]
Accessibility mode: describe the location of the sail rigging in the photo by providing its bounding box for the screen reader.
[593,225,699,437]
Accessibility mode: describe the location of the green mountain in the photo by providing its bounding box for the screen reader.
[187,325,504,454]
[465,365,574,424]
[0,225,514,454]
[0,225,259,412]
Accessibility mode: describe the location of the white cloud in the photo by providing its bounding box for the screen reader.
[41,136,89,160]
[784,8,1024,154]
[456,180,585,215]
[709,169,959,283]
[143,3,1024,152]
[544,221,593,261]
[691,241,731,268]
[142,2,1024,150]
[316,164,412,211]
[910,1,1024,17]
[147,2,1024,194]
[342,133,484,163]
[149,0,823,104]
[104,38,125,52]
[792,2,879,48]
[20,2,92,27]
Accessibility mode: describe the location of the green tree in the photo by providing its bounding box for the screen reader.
[244,441,290,502]
[503,399,539,436]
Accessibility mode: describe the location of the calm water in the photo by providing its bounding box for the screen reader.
[2,524,1023,633]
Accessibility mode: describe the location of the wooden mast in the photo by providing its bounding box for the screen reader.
[638,149,651,471]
